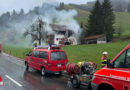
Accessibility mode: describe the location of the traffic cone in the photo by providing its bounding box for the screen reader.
[0,76,3,86]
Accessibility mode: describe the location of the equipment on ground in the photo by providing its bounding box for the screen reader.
[66,62,97,89]
[66,64,80,75]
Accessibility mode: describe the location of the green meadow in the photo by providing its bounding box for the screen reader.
[75,12,130,37]
[2,40,130,68]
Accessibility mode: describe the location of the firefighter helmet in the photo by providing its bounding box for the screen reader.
[103,51,108,55]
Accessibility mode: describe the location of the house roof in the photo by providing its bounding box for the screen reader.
[84,34,106,40]
[50,24,72,32]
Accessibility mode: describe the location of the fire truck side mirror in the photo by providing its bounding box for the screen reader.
[107,59,114,68]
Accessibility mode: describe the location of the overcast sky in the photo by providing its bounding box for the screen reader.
[0,0,95,15]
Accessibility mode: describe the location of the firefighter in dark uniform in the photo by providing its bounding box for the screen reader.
[101,52,108,67]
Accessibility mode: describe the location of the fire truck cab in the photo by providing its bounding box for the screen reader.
[92,44,130,90]
[25,45,68,76]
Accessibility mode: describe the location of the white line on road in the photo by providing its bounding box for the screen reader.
[5,75,23,87]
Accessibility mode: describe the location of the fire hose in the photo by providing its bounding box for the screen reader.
[66,62,97,75]
[66,62,97,89]
[66,64,80,75]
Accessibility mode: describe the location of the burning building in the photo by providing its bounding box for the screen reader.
[42,24,77,45]
[0,2,80,47]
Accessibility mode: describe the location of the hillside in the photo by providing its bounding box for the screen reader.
[65,4,130,37]
[115,12,130,36]
[64,5,90,17]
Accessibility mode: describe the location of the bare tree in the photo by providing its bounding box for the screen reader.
[24,17,47,45]
[115,25,123,38]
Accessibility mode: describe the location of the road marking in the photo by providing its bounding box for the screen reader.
[5,75,23,87]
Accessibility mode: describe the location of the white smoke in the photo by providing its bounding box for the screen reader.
[38,3,81,36]
[0,2,81,47]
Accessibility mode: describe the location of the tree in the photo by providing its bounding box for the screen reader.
[20,9,24,15]
[80,22,84,29]
[57,2,64,10]
[102,0,115,42]
[79,22,85,44]
[117,4,123,12]
[128,3,130,12]
[24,18,47,45]
[34,6,40,15]
[115,24,123,38]
[86,0,103,36]
[60,2,64,9]
[13,9,17,15]
[0,12,11,28]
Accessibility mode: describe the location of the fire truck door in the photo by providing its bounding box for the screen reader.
[112,49,130,90]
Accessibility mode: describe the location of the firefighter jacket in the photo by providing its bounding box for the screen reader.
[101,55,107,67]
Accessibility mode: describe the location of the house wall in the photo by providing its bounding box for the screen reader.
[97,36,107,44]
[84,36,107,44]
[54,34,65,45]
[97,41,106,44]
[85,39,97,44]
[46,35,54,45]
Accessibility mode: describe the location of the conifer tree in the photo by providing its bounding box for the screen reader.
[102,0,115,41]
[87,0,103,36]
[128,3,130,12]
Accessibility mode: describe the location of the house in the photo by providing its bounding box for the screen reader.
[43,24,77,45]
[84,34,107,44]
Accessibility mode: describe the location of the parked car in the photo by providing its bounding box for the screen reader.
[25,45,68,76]
[0,76,3,86]
[92,44,130,90]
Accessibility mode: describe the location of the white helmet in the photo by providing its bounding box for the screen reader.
[103,52,108,55]
[127,53,130,57]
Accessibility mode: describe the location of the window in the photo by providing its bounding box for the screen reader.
[39,52,48,59]
[113,49,130,68]
[113,51,126,68]
[33,51,39,57]
[51,52,67,61]
[125,49,130,68]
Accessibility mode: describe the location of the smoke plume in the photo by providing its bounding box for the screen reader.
[0,2,81,47]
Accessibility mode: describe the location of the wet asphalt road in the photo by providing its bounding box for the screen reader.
[0,53,88,90]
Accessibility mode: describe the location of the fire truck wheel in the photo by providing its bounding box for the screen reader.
[59,71,64,76]
[71,75,80,88]
[99,85,114,90]
[41,67,46,76]
[25,62,29,71]
[87,83,92,90]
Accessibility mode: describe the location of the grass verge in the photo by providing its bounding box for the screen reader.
[2,40,130,68]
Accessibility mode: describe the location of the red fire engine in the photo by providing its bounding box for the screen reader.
[92,45,130,90]
[25,45,68,76]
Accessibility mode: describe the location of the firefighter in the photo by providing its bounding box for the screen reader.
[101,51,108,67]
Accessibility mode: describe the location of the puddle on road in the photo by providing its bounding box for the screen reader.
[23,70,87,90]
